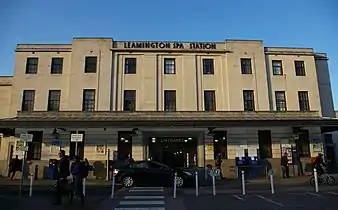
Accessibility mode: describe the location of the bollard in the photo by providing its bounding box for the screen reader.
[212,174,216,196]
[195,171,199,196]
[314,168,319,193]
[270,173,275,194]
[173,172,177,199]
[241,170,246,195]
[83,178,86,196]
[106,149,110,181]
[29,173,34,197]
[110,173,116,199]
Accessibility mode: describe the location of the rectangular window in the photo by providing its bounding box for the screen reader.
[204,90,216,111]
[47,90,61,111]
[164,58,175,74]
[125,58,137,74]
[243,90,255,111]
[25,58,39,74]
[203,59,214,74]
[82,89,95,111]
[84,56,97,73]
[298,91,310,111]
[21,90,35,111]
[275,91,287,111]
[241,58,252,74]
[272,60,283,75]
[295,61,306,76]
[50,58,63,74]
[297,130,310,157]
[258,130,272,159]
[123,90,136,111]
[164,90,176,111]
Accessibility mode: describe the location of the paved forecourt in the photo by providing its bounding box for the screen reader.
[180,190,338,210]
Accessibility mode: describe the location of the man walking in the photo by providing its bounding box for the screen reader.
[70,156,87,205]
[281,152,290,178]
[53,150,70,205]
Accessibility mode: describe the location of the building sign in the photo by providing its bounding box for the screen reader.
[123,42,217,50]
[160,138,188,143]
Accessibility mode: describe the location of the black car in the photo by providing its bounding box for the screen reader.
[113,160,194,188]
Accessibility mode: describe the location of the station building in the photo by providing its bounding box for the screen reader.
[0,37,337,179]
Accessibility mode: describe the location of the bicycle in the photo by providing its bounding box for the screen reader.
[309,172,335,186]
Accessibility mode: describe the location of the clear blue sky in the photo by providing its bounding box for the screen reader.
[1,0,337,108]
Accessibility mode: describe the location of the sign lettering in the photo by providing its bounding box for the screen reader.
[123,42,217,50]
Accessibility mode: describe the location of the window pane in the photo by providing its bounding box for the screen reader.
[272,60,283,75]
[125,58,137,74]
[203,59,214,74]
[82,89,95,111]
[124,90,136,111]
[204,90,216,111]
[48,90,61,111]
[22,90,35,111]
[85,56,97,73]
[164,58,175,74]
[51,58,63,74]
[241,58,252,74]
[243,90,255,111]
[164,90,176,111]
[25,58,39,74]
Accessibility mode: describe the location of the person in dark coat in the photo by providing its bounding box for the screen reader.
[70,156,85,205]
[8,155,21,180]
[281,152,290,178]
[53,150,70,205]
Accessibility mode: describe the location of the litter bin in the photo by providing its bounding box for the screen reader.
[48,159,58,180]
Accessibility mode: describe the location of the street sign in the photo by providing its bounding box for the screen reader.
[71,134,83,142]
[16,141,28,151]
[20,134,33,142]
[210,169,220,177]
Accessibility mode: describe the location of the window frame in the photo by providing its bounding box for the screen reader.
[272,60,283,76]
[82,89,96,111]
[21,90,35,111]
[241,58,252,74]
[47,90,61,111]
[164,90,176,111]
[275,91,287,111]
[203,59,214,74]
[295,61,306,76]
[164,58,176,74]
[298,91,310,111]
[243,90,255,111]
[125,58,137,74]
[25,57,39,74]
[204,90,216,111]
[84,56,98,73]
[50,58,63,74]
[123,90,136,111]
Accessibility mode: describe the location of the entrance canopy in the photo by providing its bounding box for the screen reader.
[0,111,338,129]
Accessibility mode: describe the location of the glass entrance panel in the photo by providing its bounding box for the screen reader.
[148,137,197,168]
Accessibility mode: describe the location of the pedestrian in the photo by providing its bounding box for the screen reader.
[70,156,88,205]
[8,155,21,180]
[281,152,290,178]
[215,153,224,179]
[53,150,70,205]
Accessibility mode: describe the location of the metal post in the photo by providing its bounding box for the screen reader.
[110,173,116,199]
[106,149,110,181]
[29,173,33,197]
[173,172,177,199]
[212,174,216,196]
[75,131,79,156]
[19,141,27,197]
[314,168,319,192]
[241,170,246,195]
[83,178,86,196]
[270,173,275,194]
[186,153,189,167]
[195,171,199,196]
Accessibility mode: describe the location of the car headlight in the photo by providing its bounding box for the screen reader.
[183,171,192,176]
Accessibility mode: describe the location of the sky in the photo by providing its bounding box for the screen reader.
[1,0,337,108]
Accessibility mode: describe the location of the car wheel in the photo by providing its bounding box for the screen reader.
[309,177,315,186]
[175,176,184,188]
[122,176,134,188]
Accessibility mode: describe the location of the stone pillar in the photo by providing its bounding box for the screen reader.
[132,133,144,161]
[197,133,205,167]
[204,132,214,162]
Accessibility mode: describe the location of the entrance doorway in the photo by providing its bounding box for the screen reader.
[117,131,133,161]
[148,137,197,168]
